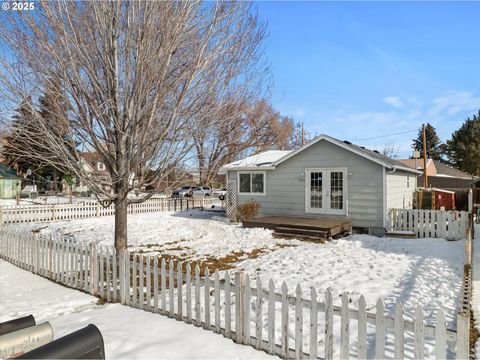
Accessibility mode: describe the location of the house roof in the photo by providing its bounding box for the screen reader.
[432,160,475,179]
[0,163,20,179]
[80,152,110,177]
[398,158,476,179]
[396,158,433,171]
[222,135,422,174]
[222,150,292,170]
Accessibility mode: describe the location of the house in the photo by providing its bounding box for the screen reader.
[0,164,21,199]
[62,152,111,194]
[222,134,421,235]
[397,158,477,189]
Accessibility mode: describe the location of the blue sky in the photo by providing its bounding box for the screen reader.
[256,1,480,158]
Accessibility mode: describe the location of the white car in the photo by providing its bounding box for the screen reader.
[191,186,212,197]
[212,188,226,200]
[171,186,196,197]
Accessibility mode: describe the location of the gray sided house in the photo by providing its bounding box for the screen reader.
[222,134,421,235]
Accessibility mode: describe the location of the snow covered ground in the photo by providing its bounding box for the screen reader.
[0,260,274,359]
[6,210,465,358]
[27,210,294,262]
[23,211,464,324]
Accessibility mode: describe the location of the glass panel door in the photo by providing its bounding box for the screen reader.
[306,168,346,215]
[310,171,323,210]
[329,171,344,210]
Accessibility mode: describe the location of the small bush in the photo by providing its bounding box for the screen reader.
[237,199,261,221]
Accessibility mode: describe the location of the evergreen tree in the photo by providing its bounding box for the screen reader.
[443,111,480,176]
[411,123,443,160]
[2,81,72,191]
[1,97,36,173]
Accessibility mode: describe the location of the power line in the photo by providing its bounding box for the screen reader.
[351,129,418,141]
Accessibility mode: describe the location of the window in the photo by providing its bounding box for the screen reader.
[238,172,265,195]
[97,162,105,171]
[407,175,410,188]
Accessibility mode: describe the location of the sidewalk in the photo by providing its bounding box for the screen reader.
[0,260,274,359]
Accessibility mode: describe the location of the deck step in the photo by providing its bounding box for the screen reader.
[273,232,326,243]
[275,226,328,237]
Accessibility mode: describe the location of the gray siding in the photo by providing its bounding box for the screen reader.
[386,171,416,209]
[228,140,385,228]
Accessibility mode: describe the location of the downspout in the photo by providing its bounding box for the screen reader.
[384,166,397,231]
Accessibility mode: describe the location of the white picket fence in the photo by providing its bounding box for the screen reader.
[0,228,468,359]
[387,209,468,240]
[0,196,209,224]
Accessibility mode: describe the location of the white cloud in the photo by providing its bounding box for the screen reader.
[383,96,404,108]
[429,91,480,117]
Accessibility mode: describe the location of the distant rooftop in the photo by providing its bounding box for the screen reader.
[397,158,475,179]
[0,164,19,179]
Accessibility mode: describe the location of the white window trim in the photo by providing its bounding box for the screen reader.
[237,171,266,196]
[97,162,105,171]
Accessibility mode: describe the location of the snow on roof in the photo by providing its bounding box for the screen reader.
[222,150,292,170]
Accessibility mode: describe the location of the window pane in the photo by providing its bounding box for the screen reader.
[239,174,251,193]
[251,173,264,193]
[330,172,343,209]
[310,172,322,208]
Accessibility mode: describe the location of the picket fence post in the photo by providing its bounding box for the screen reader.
[456,311,469,360]
[235,272,245,344]
[33,231,40,275]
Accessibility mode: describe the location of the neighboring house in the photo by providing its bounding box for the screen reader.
[62,152,111,194]
[0,164,21,199]
[397,158,477,189]
[222,134,421,235]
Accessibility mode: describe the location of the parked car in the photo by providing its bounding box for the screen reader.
[171,186,196,197]
[192,186,212,197]
[20,185,38,199]
[212,188,227,200]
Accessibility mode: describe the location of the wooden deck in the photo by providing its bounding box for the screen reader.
[243,216,352,241]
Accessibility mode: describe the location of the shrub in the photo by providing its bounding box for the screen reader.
[237,199,261,221]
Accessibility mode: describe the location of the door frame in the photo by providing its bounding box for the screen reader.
[305,167,348,216]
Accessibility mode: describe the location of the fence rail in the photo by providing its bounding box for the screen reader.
[387,208,468,240]
[0,197,211,224]
[0,228,467,359]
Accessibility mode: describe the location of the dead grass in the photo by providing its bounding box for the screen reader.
[88,242,297,304]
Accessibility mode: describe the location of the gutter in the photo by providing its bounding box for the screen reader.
[220,166,276,172]
[386,166,397,175]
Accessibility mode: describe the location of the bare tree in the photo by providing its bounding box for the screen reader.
[378,143,400,159]
[190,99,295,185]
[0,1,267,250]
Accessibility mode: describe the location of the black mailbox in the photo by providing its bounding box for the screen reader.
[17,324,105,360]
[0,315,36,336]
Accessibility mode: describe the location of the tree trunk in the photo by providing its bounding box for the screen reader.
[114,191,128,251]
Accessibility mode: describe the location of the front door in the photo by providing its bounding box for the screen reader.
[305,168,346,215]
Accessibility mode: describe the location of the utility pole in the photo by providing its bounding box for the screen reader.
[301,122,305,146]
[422,124,428,188]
